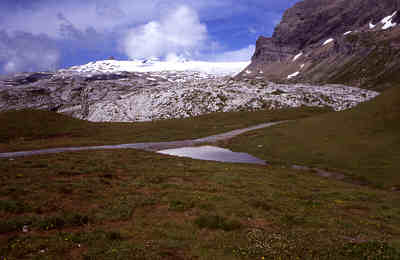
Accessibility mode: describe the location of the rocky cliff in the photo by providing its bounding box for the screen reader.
[245,0,400,91]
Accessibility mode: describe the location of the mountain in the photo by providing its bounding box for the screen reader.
[0,59,377,122]
[243,0,400,91]
[5,0,399,123]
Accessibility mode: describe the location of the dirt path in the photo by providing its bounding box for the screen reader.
[0,121,285,158]
[1,120,391,190]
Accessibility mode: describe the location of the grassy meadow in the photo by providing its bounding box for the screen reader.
[0,107,328,152]
[1,149,399,259]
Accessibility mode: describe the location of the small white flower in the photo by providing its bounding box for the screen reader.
[22,225,29,233]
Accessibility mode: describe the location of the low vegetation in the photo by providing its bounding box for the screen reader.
[225,87,400,188]
[0,107,329,152]
[0,149,399,259]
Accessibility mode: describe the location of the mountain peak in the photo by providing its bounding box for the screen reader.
[60,59,250,77]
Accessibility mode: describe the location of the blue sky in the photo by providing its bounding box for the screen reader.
[0,0,299,74]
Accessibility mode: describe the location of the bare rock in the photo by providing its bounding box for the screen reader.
[245,0,400,91]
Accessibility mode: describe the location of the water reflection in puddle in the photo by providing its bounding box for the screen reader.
[158,146,267,165]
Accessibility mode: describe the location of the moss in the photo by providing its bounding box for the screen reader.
[194,215,242,231]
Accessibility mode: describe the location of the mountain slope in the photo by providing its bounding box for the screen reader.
[245,0,400,91]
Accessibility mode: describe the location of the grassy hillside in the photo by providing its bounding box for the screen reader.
[327,30,400,91]
[0,107,329,152]
[0,149,399,259]
[225,87,400,188]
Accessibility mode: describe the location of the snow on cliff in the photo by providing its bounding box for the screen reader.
[62,59,250,77]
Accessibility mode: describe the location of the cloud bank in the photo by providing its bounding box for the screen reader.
[0,1,298,38]
[122,6,207,60]
[0,0,300,73]
[0,31,60,73]
[214,45,256,62]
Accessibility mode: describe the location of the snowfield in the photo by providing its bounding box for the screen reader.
[62,59,250,77]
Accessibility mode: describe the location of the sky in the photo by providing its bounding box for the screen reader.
[0,0,299,74]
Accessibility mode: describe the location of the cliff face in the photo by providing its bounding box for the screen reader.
[246,0,400,91]
[273,0,400,50]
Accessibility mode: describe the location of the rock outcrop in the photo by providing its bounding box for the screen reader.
[246,0,400,91]
[0,65,378,122]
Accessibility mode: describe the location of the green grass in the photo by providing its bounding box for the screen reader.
[225,87,400,188]
[0,107,329,152]
[0,149,399,259]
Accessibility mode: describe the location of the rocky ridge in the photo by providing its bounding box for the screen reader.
[245,0,400,91]
[0,60,378,122]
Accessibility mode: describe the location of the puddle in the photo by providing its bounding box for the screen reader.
[158,146,267,165]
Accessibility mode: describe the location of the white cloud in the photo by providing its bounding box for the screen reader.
[0,0,288,38]
[0,1,158,38]
[3,51,59,74]
[0,0,298,42]
[213,45,255,62]
[0,31,60,74]
[122,5,207,59]
[0,0,297,73]
[0,1,233,39]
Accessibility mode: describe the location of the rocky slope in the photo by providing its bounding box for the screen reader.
[245,0,400,91]
[0,60,378,122]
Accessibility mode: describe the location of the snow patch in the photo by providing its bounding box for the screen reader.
[287,71,300,79]
[245,70,252,74]
[381,11,398,30]
[62,59,250,77]
[343,31,352,35]
[369,22,377,29]
[322,38,334,46]
[293,52,303,62]
[300,64,305,69]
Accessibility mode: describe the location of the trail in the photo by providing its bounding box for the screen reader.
[0,121,285,158]
[0,120,384,190]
